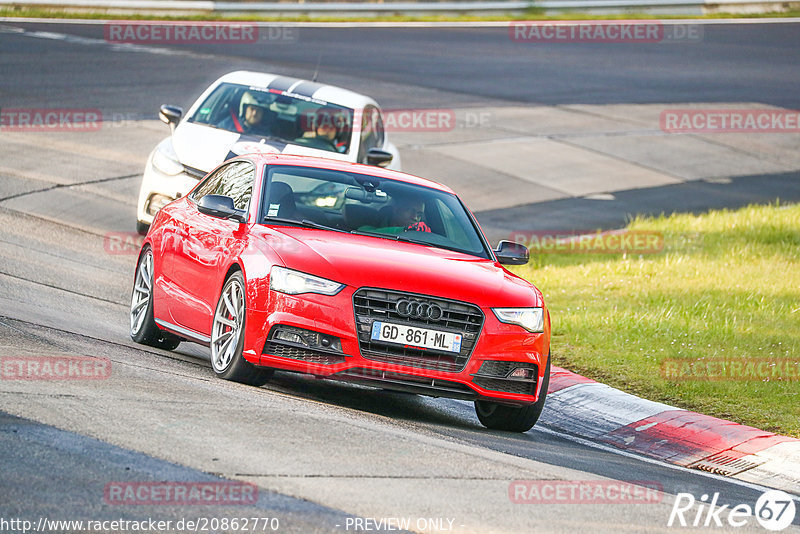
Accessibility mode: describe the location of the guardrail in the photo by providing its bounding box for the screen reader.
[0,0,795,15]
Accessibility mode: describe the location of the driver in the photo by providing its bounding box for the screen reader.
[220,91,271,135]
[359,191,431,235]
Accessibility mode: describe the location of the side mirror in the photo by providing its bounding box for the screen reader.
[197,195,246,223]
[366,148,393,167]
[159,105,183,133]
[494,240,529,265]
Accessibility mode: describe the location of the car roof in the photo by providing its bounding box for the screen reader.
[245,154,456,194]
[217,71,377,110]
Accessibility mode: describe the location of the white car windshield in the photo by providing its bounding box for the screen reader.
[261,165,491,260]
[189,82,354,155]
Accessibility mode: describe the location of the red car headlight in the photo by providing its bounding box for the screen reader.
[269,266,345,296]
[492,307,544,333]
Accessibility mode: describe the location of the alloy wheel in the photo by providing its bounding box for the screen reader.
[130,250,153,336]
[211,277,245,372]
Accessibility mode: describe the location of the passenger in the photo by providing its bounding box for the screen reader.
[299,107,348,153]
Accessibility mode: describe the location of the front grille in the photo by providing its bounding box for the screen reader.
[353,288,484,372]
[183,165,207,179]
[263,342,346,365]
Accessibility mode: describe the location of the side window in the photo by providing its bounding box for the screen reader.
[219,161,255,210]
[191,166,227,202]
[358,105,385,163]
[191,161,255,211]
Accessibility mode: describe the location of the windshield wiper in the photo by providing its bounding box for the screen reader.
[395,233,460,252]
[351,229,431,244]
[350,229,394,239]
[351,229,481,256]
[351,229,438,247]
[300,219,348,233]
[256,135,288,144]
[264,217,347,233]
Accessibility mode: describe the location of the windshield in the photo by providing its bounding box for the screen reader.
[261,166,491,259]
[188,82,354,155]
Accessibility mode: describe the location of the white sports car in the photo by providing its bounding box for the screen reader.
[136,70,401,234]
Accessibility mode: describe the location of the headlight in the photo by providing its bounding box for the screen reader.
[146,193,174,216]
[152,144,185,176]
[270,266,344,296]
[492,307,544,333]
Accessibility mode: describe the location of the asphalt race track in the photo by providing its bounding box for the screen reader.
[1,19,799,533]
[3,21,800,111]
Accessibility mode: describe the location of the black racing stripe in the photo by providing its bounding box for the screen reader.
[237,134,265,143]
[291,81,326,98]
[238,134,288,150]
[267,76,301,93]
[263,140,289,152]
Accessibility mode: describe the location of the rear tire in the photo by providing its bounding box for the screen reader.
[136,221,150,236]
[210,271,274,386]
[475,355,550,432]
[130,248,181,351]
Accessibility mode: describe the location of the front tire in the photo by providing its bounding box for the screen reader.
[130,248,181,350]
[475,355,550,432]
[210,272,273,386]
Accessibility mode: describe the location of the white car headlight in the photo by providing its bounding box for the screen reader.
[270,266,344,296]
[152,144,185,176]
[492,307,544,333]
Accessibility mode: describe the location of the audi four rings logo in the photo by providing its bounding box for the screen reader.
[395,299,443,320]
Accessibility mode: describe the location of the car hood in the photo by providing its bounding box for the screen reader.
[251,226,542,308]
[172,122,351,172]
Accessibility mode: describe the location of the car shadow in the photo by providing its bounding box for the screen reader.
[260,370,483,431]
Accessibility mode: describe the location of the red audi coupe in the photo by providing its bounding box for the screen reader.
[131,154,551,431]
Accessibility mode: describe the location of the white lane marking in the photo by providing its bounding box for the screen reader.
[1,16,800,27]
[534,425,800,498]
[0,24,217,58]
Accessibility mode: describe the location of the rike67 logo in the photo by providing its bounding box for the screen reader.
[668,490,797,531]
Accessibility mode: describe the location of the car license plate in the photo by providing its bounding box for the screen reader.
[370,321,462,353]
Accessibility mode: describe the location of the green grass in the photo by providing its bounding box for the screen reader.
[1,6,799,22]
[511,202,800,437]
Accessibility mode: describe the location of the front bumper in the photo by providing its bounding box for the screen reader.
[241,286,549,406]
